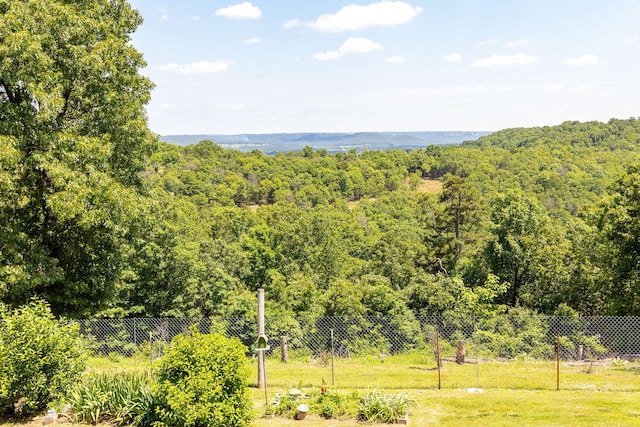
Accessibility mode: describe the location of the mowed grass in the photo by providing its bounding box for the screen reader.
[5,354,638,426]
[252,389,640,427]
[249,354,640,426]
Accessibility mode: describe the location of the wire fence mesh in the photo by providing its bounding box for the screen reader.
[78,314,640,362]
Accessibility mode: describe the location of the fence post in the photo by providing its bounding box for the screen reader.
[149,332,153,373]
[577,344,583,361]
[331,329,335,386]
[280,336,288,363]
[556,334,560,391]
[436,332,442,390]
[456,340,466,364]
[257,288,265,389]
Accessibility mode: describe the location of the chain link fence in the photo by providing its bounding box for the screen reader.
[78,314,640,362]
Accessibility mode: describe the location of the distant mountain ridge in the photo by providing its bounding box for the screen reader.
[160,131,492,153]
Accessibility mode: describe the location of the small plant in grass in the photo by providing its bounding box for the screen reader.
[67,372,157,426]
[272,394,298,417]
[358,390,416,423]
[0,299,87,418]
[313,390,360,419]
[273,390,360,419]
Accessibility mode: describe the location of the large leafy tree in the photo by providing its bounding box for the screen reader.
[0,0,155,315]
[485,190,566,308]
[594,164,640,314]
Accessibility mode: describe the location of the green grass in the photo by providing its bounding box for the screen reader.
[249,354,640,426]
[249,354,640,392]
[252,389,640,426]
[3,354,639,426]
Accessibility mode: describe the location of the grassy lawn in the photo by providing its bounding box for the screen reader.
[249,355,640,426]
[251,388,640,426]
[3,354,639,426]
[249,354,640,392]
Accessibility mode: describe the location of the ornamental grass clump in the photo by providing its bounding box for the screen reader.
[67,372,157,426]
[358,390,416,423]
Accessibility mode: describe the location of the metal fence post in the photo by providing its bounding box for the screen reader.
[331,328,335,386]
[556,334,560,391]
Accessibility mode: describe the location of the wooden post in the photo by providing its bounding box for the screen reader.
[257,288,265,389]
[280,336,288,363]
[577,345,583,361]
[455,340,466,364]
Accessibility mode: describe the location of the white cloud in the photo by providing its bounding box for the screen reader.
[283,19,301,29]
[160,14,169,21]
[287,1,422,32]
[313,51,343,61]
[190,16,201,21]
[244,37,261,45]
[476,39,499,47]
[471,54,539,67]
[215,2,262,20]
[444,53,462,62]
[506,39,529,48]
[313,37,383,60]
[340,37,383,53]
[563,54,600,67]
[386,56,405,63]
[623,35,639,44]
[155,60,234,75]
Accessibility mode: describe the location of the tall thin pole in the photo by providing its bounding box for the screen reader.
[258,288,265,389]
[149,332,153,373]
[556,334,560,391]
[262,352,268,410]
[331,329,335,386]
[436,332,442,390]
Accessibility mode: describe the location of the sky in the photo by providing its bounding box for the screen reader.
[126,0,640,135]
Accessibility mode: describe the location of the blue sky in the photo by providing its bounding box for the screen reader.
[127,0,640,135]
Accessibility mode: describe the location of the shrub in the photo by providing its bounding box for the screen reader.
[67,372,157,426]
[0,299,87,417]
[153,328,252,427]
[470,307,553,358]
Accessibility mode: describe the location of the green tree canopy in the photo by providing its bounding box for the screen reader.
[0,0,155,315]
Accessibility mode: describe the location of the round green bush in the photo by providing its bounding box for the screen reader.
[153,328,252,427]
[0,300,87,417]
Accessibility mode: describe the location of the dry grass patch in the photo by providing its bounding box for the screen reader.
[346,198,376,210]
[416,179,443,194]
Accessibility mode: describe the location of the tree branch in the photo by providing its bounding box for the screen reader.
[57,87,72,123]
[0,79,19,104]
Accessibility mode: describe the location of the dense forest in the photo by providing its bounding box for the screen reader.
[106,117,640,323]
[3,1,640,326]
